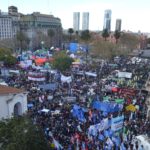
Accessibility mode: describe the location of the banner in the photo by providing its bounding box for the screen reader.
[118,72,132,78]
[88,118,109,136]
[28,76,45,81]
[92,101,123,113]
[38,83,57,91]
[111,115,124,132]
[28,72,45,81]
[118,88,136,96]
[61,75,72,83]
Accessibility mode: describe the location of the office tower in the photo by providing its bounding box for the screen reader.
[73,12,80,31]
[103,9,112,32]
[82,12,89,30]
[115,19,122,31]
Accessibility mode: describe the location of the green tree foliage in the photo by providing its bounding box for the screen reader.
[102,29,110,41]
[114,30,121,44]
[0,116,49,150]
[68,28,74,41]
[52,51,73,72]
[0,48,17,66]
[80,30,91,41]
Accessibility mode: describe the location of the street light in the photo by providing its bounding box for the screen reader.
[41,41,45,50]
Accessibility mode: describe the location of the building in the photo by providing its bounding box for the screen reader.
[103,9,112,32]
[115,19,122,31]
[0,13,13,39]
[73,12,80,31]
[0,6,62,49]
[0,85,27,120]
[82,12,89,31]
[20,12,62,48]
[0,6,20,40]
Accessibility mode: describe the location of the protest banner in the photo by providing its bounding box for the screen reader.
[118,72,132,78]
[28,72,46,81]
[111,115,124,132]
[118,88,137,96]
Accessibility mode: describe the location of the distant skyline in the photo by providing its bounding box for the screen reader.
[0,0,150,32]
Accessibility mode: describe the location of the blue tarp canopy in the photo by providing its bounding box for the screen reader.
[72,104,86,122]
[92,101,123,113]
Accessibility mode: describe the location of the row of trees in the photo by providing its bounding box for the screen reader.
[0,28,56,53]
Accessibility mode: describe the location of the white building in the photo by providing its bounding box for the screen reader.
[0,85,27,120]
[73,12,80,31]
[0,13,13,40]
[82,12,89,31]
[103,9,112,32]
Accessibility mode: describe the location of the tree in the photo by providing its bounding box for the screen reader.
[68,28,74,41]
[16,31,28,53]
[47,29,55,47]
[102,29,110,41]
[114,30,121,44]
[119,32,140,51]
[80,30,91,41]
[0,48,17,66]
[0,116,49,150]
[52,51,73,72]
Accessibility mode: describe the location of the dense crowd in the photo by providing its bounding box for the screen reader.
[1,56,150,150]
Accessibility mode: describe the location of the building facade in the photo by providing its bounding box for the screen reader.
[115,19,122,31]
[0,6,62,49]
[20,12,62,48]
[82,12,89,31]
[0,6,20,40]
[103,9,112,32]
[73,12,80,31]
[0,85,27,120]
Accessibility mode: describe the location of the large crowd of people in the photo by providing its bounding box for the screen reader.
[1,55,150,150]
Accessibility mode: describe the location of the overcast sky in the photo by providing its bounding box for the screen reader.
[1,0,150,32]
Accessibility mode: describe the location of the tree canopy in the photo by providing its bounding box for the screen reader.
[68,28,74,41]
[102,29,110,41]
[114,30,121,44]
[0,48,17,66]
[80,30,91,41]
[52,51,73,72]
[0,116,49,150]
[119,32,140,51]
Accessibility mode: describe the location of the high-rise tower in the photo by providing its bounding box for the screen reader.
[82,12,89,30]
[115,19,122,31]
[103,9,112,32]
[73,12,80,31]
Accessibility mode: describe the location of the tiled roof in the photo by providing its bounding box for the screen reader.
[0,85,25,95]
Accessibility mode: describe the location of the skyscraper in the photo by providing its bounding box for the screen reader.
[82,12,89,30]
[73,12,80,31]
[103,9,112,32]
[115,19,122,31]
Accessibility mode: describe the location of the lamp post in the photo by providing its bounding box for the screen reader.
[41,41,44,50]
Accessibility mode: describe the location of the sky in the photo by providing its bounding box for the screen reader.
[0,0,150,32]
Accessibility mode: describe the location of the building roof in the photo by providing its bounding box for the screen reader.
[0,85,25,95]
